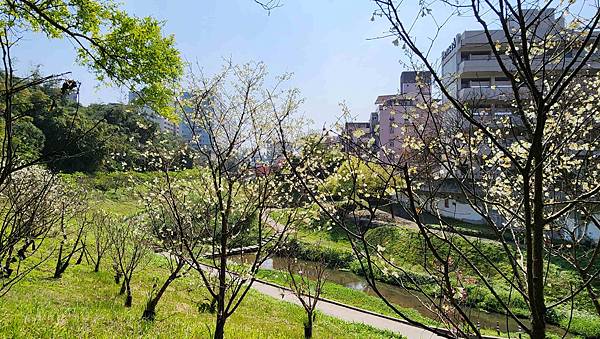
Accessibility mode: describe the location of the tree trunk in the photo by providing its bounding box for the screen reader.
[54,263,68,279]
[214,215,228,339]
[530,115,547,339]
[585,283,600,316]
[214,316,226,339]
[54,243,64,279]
[124,282,132,307]
[142,263,183,321]
[119,279,126,295]
[94,259,101,273]
[3,246,14,277]
[75,245,85,265]
[304,311,313,339]
[142,301,157,321]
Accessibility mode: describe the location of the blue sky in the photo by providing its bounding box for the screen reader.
[13,0,477,127]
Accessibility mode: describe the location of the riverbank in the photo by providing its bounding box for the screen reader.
[271,207,600,339]
[242,256,560,338]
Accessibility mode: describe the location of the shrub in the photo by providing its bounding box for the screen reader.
[279,238,354,268]
[559,311,600,338]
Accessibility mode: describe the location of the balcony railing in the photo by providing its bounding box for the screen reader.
[458,86,520,100]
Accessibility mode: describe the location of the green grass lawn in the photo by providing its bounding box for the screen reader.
[0,255,402,338]
[39,177,599,337]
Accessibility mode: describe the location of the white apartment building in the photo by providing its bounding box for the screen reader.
[438,8,600,241]
[441,8,600,117]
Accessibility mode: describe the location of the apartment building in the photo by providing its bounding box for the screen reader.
[437,9,600,239]
[342,71,433,158]
[441,8,599,117]
[375,71,433,160]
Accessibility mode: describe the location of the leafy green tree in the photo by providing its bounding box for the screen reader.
[2,0,183,116]
[298,133,344,179]
[0,0,184,184]
[321,157,400,204]
[10,117,44,162]
[36,105,110,173]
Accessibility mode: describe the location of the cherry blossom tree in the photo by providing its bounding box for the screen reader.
[279,1,600,338]
[141,62,301,339]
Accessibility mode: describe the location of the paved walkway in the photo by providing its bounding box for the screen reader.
[184,216,446,338]
[261,215,445,338]
[185,256,444,338]
[251,279,444,339]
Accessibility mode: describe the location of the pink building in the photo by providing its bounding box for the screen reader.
[375,71,432,161]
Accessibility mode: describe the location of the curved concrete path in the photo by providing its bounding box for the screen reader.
[250,279,444,339]
[262,217,444,338]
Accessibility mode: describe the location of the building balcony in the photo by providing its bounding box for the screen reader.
[458,55,600,75]
[458,86,521,101]
[458,57,512,74]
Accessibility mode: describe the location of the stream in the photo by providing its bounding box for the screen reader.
[232,253,569,336]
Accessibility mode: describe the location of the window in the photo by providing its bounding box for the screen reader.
[391,99,413,106]
[494,77,511,88]
[444,199,450,208]
[461,78,491,89]
[461,51,490,61]
[468,51,491,60]
[470,79,491,88]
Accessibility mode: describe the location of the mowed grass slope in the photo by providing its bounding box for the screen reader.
[0,255,402,338]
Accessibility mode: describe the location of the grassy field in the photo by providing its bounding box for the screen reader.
[0,255,402,338]
[49,173,599,338]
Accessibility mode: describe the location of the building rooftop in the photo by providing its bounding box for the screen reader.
[375,95,397,105]
[374,93,420,105]
[400,71,432,84]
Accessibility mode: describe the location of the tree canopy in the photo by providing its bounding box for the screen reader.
[2,0,183,117]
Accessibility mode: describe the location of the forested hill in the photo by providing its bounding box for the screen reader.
[3,76,191,173]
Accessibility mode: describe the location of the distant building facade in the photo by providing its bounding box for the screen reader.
[437,8,600,240]
[441,8,600,117]
[178,92,211,148]
[343,71,433,160]
[375,71,433,160]
[342,121,374,154]
[128,92,179,134]
[128,91,211,147]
